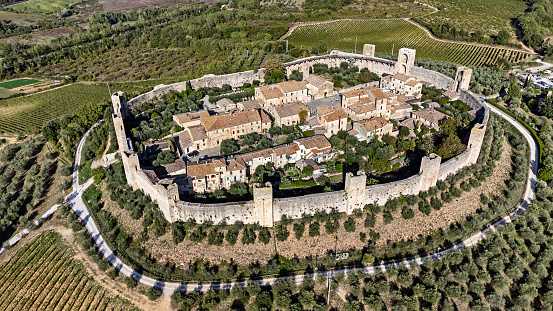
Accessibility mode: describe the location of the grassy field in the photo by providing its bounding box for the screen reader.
[0,78,180,134]
[0,78,41,89]
[7,0,89,14]
[286,19,531,66]
[0,88,20,99]
[0,231,140,311]
[417,0,528,39]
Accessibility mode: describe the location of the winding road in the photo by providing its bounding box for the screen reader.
[66,102,538,293]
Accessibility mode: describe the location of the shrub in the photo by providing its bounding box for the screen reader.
[365,213,376,228]
[407,195,419,206]
[147,287,163,301]
[123,276,138,289]
[437,180,447,191]
[325,219,340,234]
[402,207,415,219]
[418,200,432,215]
[383,211,393,224]
[258,227,271,244]
[365,203,381,214]
[242,228,257,244]
[385,199,399,211]
[430,197,443,210]
[309,222,320,237]
[344,217,356,232]
[207,229,224,246]
[276,225,290,241]
[293,223,305,240]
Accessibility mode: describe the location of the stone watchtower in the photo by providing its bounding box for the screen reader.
[345,172,367,214]
[111,92,130,152]
[396,48,416,74]
[418,153,442,191]
[454,67,472,93]
[467,124,486,165]
[363,44,375,58]
[253,183,274,227]
[302,63,310,81]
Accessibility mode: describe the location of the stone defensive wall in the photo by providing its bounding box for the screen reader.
[113,47,489,227]
[127,69,265,108]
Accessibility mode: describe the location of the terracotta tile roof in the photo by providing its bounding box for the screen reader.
[277,80,308,93]
[392,73,413,82]
[295,135,332,150]
[173,110,209,124]
[239,99,262,110]
[216,98,236,108]
[212,158,227,168]
[165,158,186,174]
[188,125,207,141]
[366,88,389,101]
[258,85,284,99]
[400,118,419,130]
[260,110,272,124]
[273,102,309,118]
[348,103,375,114]
[412,108,449,125]
[405,80,421,87]
[360,117,391,132]
[236,148,275,164]
[174,130,193,149]
[273,144,296,157]
[187,162,216,178]
[226,158,246,171]
[341,89,368,98]
[306,75,330,87]
[317,104,347,123]
[203,110,265,132]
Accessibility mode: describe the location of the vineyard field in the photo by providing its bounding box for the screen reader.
[0,79,177,134]
[285,19,531,67]
[0,231,140,311]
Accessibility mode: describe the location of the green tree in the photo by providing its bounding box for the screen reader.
[539,95,553,119]
[221,139,239,155]
[228,183,249,196]
[495,30,510,45]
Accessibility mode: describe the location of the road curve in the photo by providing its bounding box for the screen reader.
[67,104,538,293]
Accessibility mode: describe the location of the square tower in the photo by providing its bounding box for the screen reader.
[363,44,375,57]
[454,67,472,93]
[395,48,416,74]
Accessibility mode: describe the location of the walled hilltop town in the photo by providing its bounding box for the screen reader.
[108,44,488,227]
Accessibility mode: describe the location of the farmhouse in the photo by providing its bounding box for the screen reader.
[305,75,334,99]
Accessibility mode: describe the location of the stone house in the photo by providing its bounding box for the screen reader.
[315,104,348,137]
[341,89,369,109]
[294,135,334,163]
[215,98,237,112]
[411,108,450,130]
[185,158,247,194]
[234,148,275,170]
[389,103,413,119]
[347,102,376,121]
[173,110,210,128]
[143,140,172,159]
[255,85,285,108]
[269,102,309,127]
[353,117,393,141]
[278,80,310,103]
[202,109,272,146]
[271,144,299,168]
[306,75,334,100]
[381,73,423,97]
[237,99,263,111]
[164,158,187,176]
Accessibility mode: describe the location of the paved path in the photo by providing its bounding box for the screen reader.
[67,103,538,293]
